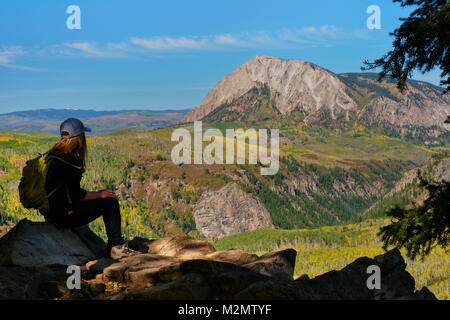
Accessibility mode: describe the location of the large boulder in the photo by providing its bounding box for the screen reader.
[72,224,107,257]
[242,249,296,281]
[0,219,104,267]
[192,183,274,239]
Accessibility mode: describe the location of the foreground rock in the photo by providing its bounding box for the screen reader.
[0,219,104,267]
[0,219,437,300]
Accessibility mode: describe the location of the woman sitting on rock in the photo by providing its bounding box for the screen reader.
[44,118,132,258]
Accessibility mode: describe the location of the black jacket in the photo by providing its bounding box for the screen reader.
[44,154,87,217]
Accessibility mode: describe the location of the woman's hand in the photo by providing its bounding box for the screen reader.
[99,189,115,199]
[83,190,116,200]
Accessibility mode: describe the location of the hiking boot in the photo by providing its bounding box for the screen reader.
[109,242,139,260]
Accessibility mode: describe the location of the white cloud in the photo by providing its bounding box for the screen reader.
[214,34,249,47]
[247,31,272,44]
[278,25,371,44]
[66,42,103,56]
[0,46,40,71]
[131,36,209,50]
[3,26,374,65]
[64,42,129,58]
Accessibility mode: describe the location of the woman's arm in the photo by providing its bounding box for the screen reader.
[83,189,115,201]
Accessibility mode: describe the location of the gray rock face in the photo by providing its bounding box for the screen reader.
[183,55,357,122]
[193,183,274,239]
[182,56,449,139]
[433,157,450,182]
[359,93,449,138]
[0,219,103,267]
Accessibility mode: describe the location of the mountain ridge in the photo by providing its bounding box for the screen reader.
[0,108,192,136]
[0,108,192,118]
[182,55,450,141]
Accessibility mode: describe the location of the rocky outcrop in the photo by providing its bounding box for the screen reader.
[0,220,437,300]
[432,157,450,182]
[193,183,274,239]
[0,219,106,300]
[0,219,105,267]
[127,235,216,259]
[341,73,450,139]
[359,94,449,139]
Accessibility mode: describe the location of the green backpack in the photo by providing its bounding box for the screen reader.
[18,153,81,213]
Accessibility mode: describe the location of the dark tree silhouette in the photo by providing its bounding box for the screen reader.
[362,0,450,93]
[362,0,450,260]
[379,172,450,260]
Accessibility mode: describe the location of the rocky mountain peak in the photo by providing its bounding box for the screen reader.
[182,55,357,122]
[182,56,449,140]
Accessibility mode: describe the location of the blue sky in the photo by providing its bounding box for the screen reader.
[0,0,442,114]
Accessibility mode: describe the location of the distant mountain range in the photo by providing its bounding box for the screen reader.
[0,108,191,136]
[183,55,450,142]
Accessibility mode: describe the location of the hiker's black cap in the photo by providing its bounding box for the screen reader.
[60,118,91,139]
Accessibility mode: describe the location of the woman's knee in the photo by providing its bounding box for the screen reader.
[104,197,120,210]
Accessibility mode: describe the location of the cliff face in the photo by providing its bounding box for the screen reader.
[353,79,450,139]
[193,183,274,239]
[183,55,357,123]
[182,56,450,139]
[0,219,437,300]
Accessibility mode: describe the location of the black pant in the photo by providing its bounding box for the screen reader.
[47,197,123,247]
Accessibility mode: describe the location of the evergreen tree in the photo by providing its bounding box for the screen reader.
[379,173,449,259]
[362,0,450,93]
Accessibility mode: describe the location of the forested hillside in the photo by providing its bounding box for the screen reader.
[1,124,443,237]
[0,125,449,298]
